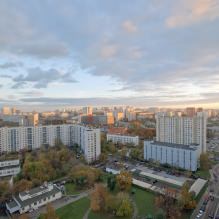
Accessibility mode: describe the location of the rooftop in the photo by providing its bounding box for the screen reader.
[149,141,199,151]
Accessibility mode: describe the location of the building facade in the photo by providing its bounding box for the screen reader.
[0,124,101,163]
[155,112,207,154]
[0,159,20,177]
[6,183,62,214]
[107,134,139,146]
[144,141,199,171]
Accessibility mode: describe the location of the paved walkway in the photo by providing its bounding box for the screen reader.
[28,191,90,219]
[82,208,90,219]
[131,198,138,219]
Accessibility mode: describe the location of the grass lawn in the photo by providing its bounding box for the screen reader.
[65,183,83,195]
[56,197,90,219]
[88,211,130,219]
[132,186,156,217]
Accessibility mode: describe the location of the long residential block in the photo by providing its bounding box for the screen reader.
[144,141,199,171]
[0,124,100,163]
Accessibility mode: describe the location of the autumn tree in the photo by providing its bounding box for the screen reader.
[179,183,196,210]
[200,153,211,171]
[17,214,30,219]
[41,204,59,219]
[69,165,102,188]
[90,184,108,211]
[13,179,32,193]
[116,193,132,217]
[116,171,132,191]
[155,189,181,219]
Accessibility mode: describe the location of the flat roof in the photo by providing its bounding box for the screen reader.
[140,171,184,187]
[189,178,207,196]
[149,141,199,151]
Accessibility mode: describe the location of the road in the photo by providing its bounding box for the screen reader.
[191,164,219,219]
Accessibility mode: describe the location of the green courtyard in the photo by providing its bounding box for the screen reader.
[55,186,156,219]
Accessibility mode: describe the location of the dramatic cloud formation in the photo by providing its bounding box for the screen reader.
[0,0,218,109]
[11,67,77,88]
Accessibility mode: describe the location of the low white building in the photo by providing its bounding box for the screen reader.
[144,141,199,171]
[0,159,20,177]
[6,183,62,214]
[107,134,139,146]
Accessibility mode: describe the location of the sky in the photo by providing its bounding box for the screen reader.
[0,0,219,110]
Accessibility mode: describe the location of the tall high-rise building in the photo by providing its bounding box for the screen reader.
[156,112,207,154]
[82,106,93,116]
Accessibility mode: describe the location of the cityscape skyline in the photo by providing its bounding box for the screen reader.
[0,0,219,109]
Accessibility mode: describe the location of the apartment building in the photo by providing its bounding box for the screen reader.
[0,124,101,163]
[0,159,20,177]
[107,133,139,146]
[144,141,198,171]
[156,112,207,154]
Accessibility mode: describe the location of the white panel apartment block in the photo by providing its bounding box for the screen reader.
[0,125,100,163]
[144,141,199,171]
[107,134,139,146]
[155,112,207,154]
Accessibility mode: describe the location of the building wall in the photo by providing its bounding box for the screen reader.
[155,112,207,154]
[0,125,100,163]
[107,134,139,146]
[144,141,198,171]
[0,159,20,177]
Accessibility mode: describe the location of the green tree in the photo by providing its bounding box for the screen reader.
[116,193,132,217]
[200,153,211,171]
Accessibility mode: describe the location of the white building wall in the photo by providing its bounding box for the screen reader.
[0,125,101,163]
[144,141,198,171]
[155,112,207,154]
[107,134,139,146]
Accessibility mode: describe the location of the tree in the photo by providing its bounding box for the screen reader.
[107,175,116,191]
[99,153,107,163]
[200,153,211,171]
[90,184,108,212]
[18,214,30,219]
[130,148,141,160]
[179,183,196,210]
[116,171,132,191]
[41,204,59,219]
[155,189,181,219]
[69,165,102,188]
[0,181,10,202]
[116,195,132,217]
[13,179,32,193]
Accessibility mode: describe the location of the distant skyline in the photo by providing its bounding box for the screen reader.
[0,0,219,109]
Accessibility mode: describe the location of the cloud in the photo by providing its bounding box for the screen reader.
[100,44,118,58]
[166,0,219,28]
[19,91,219,106]
[0,62,23,69]
[0,2,69,58]
[11,67,77,89]
[122,20,138,33]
